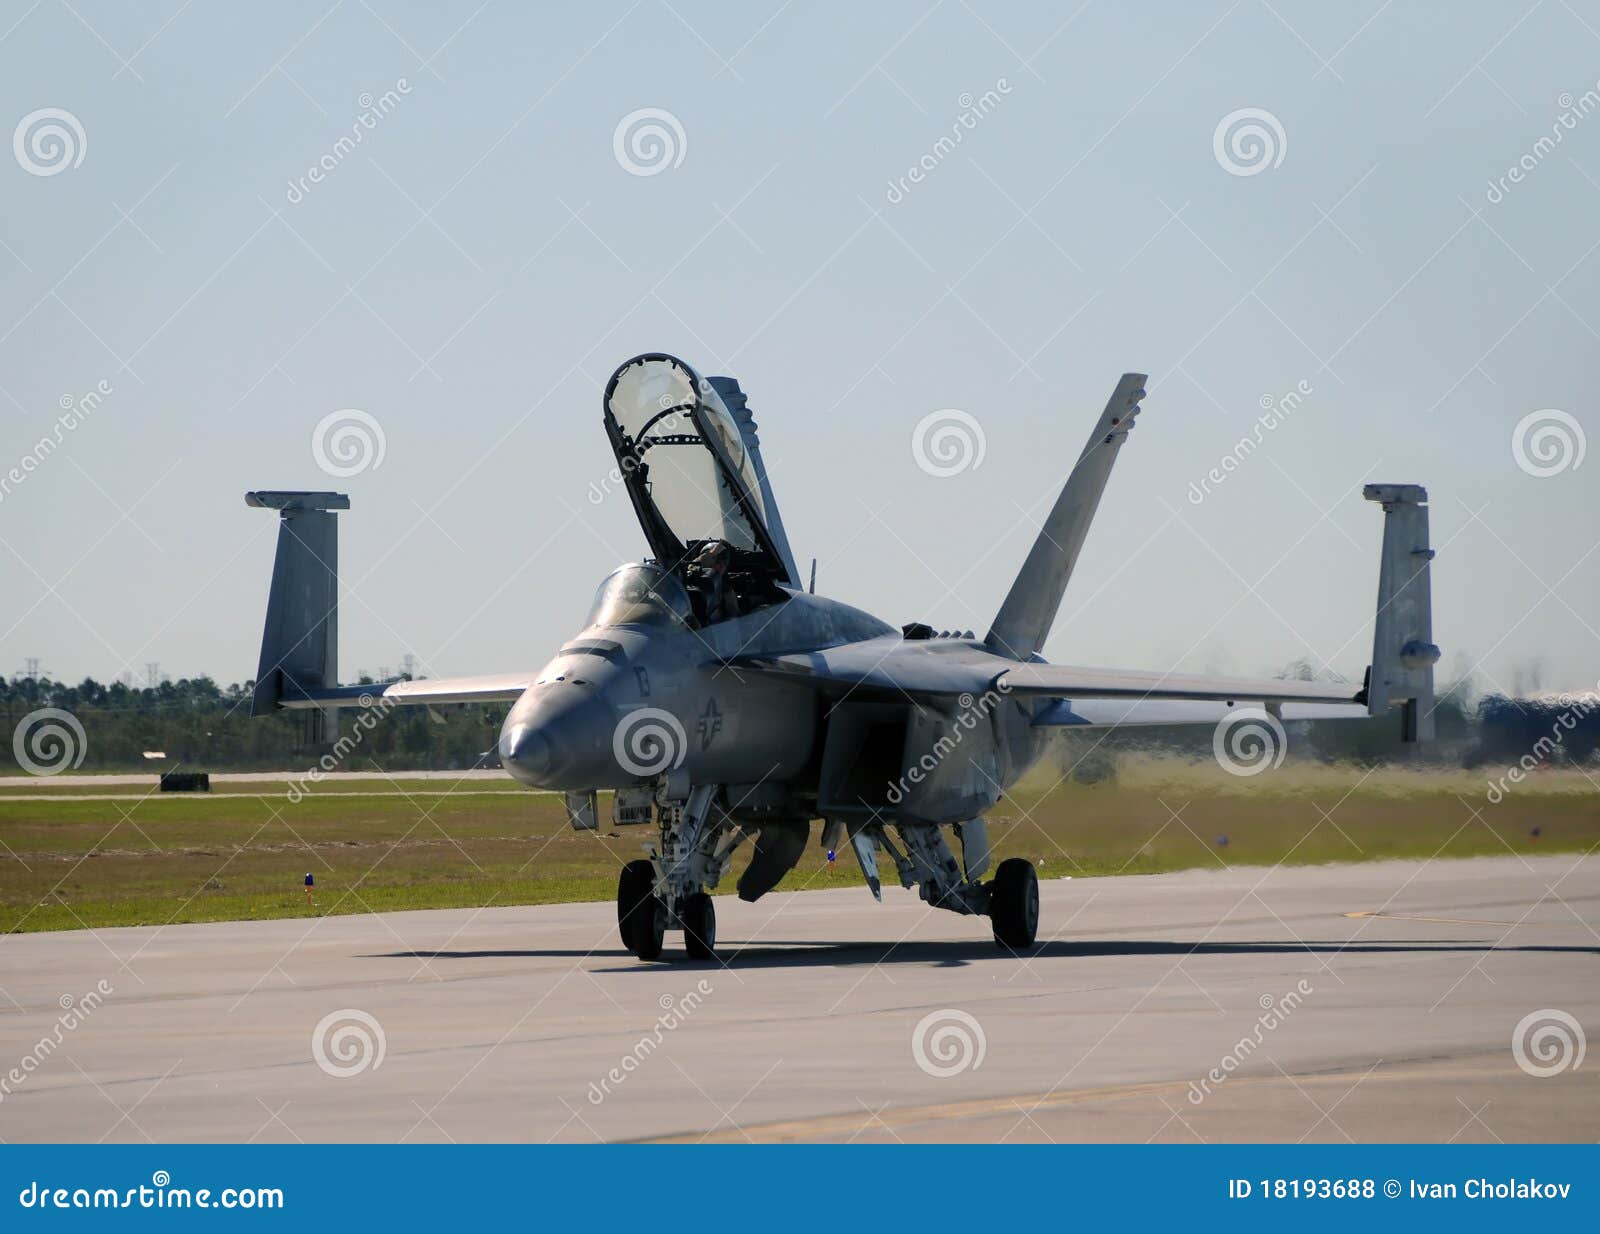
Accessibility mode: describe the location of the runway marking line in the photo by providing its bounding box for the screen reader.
[1343,910,1551,928]
[644,1056,1525,1143]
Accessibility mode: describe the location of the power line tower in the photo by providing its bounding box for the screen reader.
[145,662,162,689]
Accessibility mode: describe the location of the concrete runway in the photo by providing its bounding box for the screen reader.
[1,854,1595,1143]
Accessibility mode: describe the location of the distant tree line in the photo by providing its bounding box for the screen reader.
[1,676,505,774]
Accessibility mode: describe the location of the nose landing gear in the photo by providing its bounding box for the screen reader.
[615,783,744,962]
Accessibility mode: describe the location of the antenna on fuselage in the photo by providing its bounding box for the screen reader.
[808,557,816,594]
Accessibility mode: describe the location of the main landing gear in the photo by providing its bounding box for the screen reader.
[862,820,1041,950]
[613,793,1042,959]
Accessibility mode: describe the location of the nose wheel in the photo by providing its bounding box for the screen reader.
[617,860,664,958]
[681,892,716,961]
[617,860,716,961]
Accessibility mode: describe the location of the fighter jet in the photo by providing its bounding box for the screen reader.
[247,353,1439,961]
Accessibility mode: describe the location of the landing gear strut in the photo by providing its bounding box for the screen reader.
[615,783,744,962]
[865,822,1040,950]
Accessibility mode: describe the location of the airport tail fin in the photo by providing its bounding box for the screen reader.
[984,373,1147,660]
[1361,484,1439,741]
[246,491,348,736]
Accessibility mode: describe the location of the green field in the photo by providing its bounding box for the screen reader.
[2,758,1596,933]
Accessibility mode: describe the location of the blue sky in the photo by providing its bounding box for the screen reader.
[3,0,1598,695]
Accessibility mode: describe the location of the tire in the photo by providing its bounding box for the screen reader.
[990,857,1039,949]
[631,895,666,961]
[682,892,716,961]
[617,860,655,950]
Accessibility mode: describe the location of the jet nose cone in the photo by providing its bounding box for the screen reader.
[499,722,552,783]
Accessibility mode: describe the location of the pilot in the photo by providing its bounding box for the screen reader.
[692,540,740,622]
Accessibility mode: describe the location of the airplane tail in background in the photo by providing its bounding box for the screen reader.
[1362,483,1440,741]
[984,373,1148,661]
[246,490,348,737]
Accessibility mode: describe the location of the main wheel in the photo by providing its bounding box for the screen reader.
[617,860,655,949]
[990,857,1039,949]
[681,892,716,961]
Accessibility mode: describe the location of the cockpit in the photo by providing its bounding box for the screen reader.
[583,564,694,630]
[602,354,801,627]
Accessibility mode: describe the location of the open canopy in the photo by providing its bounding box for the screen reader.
[602,353,790,581]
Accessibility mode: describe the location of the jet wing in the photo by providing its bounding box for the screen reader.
[274,673,533,710]
[997,663,1364,705]
[1029,698,1370,728]
[724,637,1000,701]
[725,639,1367,722]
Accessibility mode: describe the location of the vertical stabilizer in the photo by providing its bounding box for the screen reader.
[712,375,802,588]
[985,373,1147,660]
[1362,484,1439,741]
[246,491,348,734]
